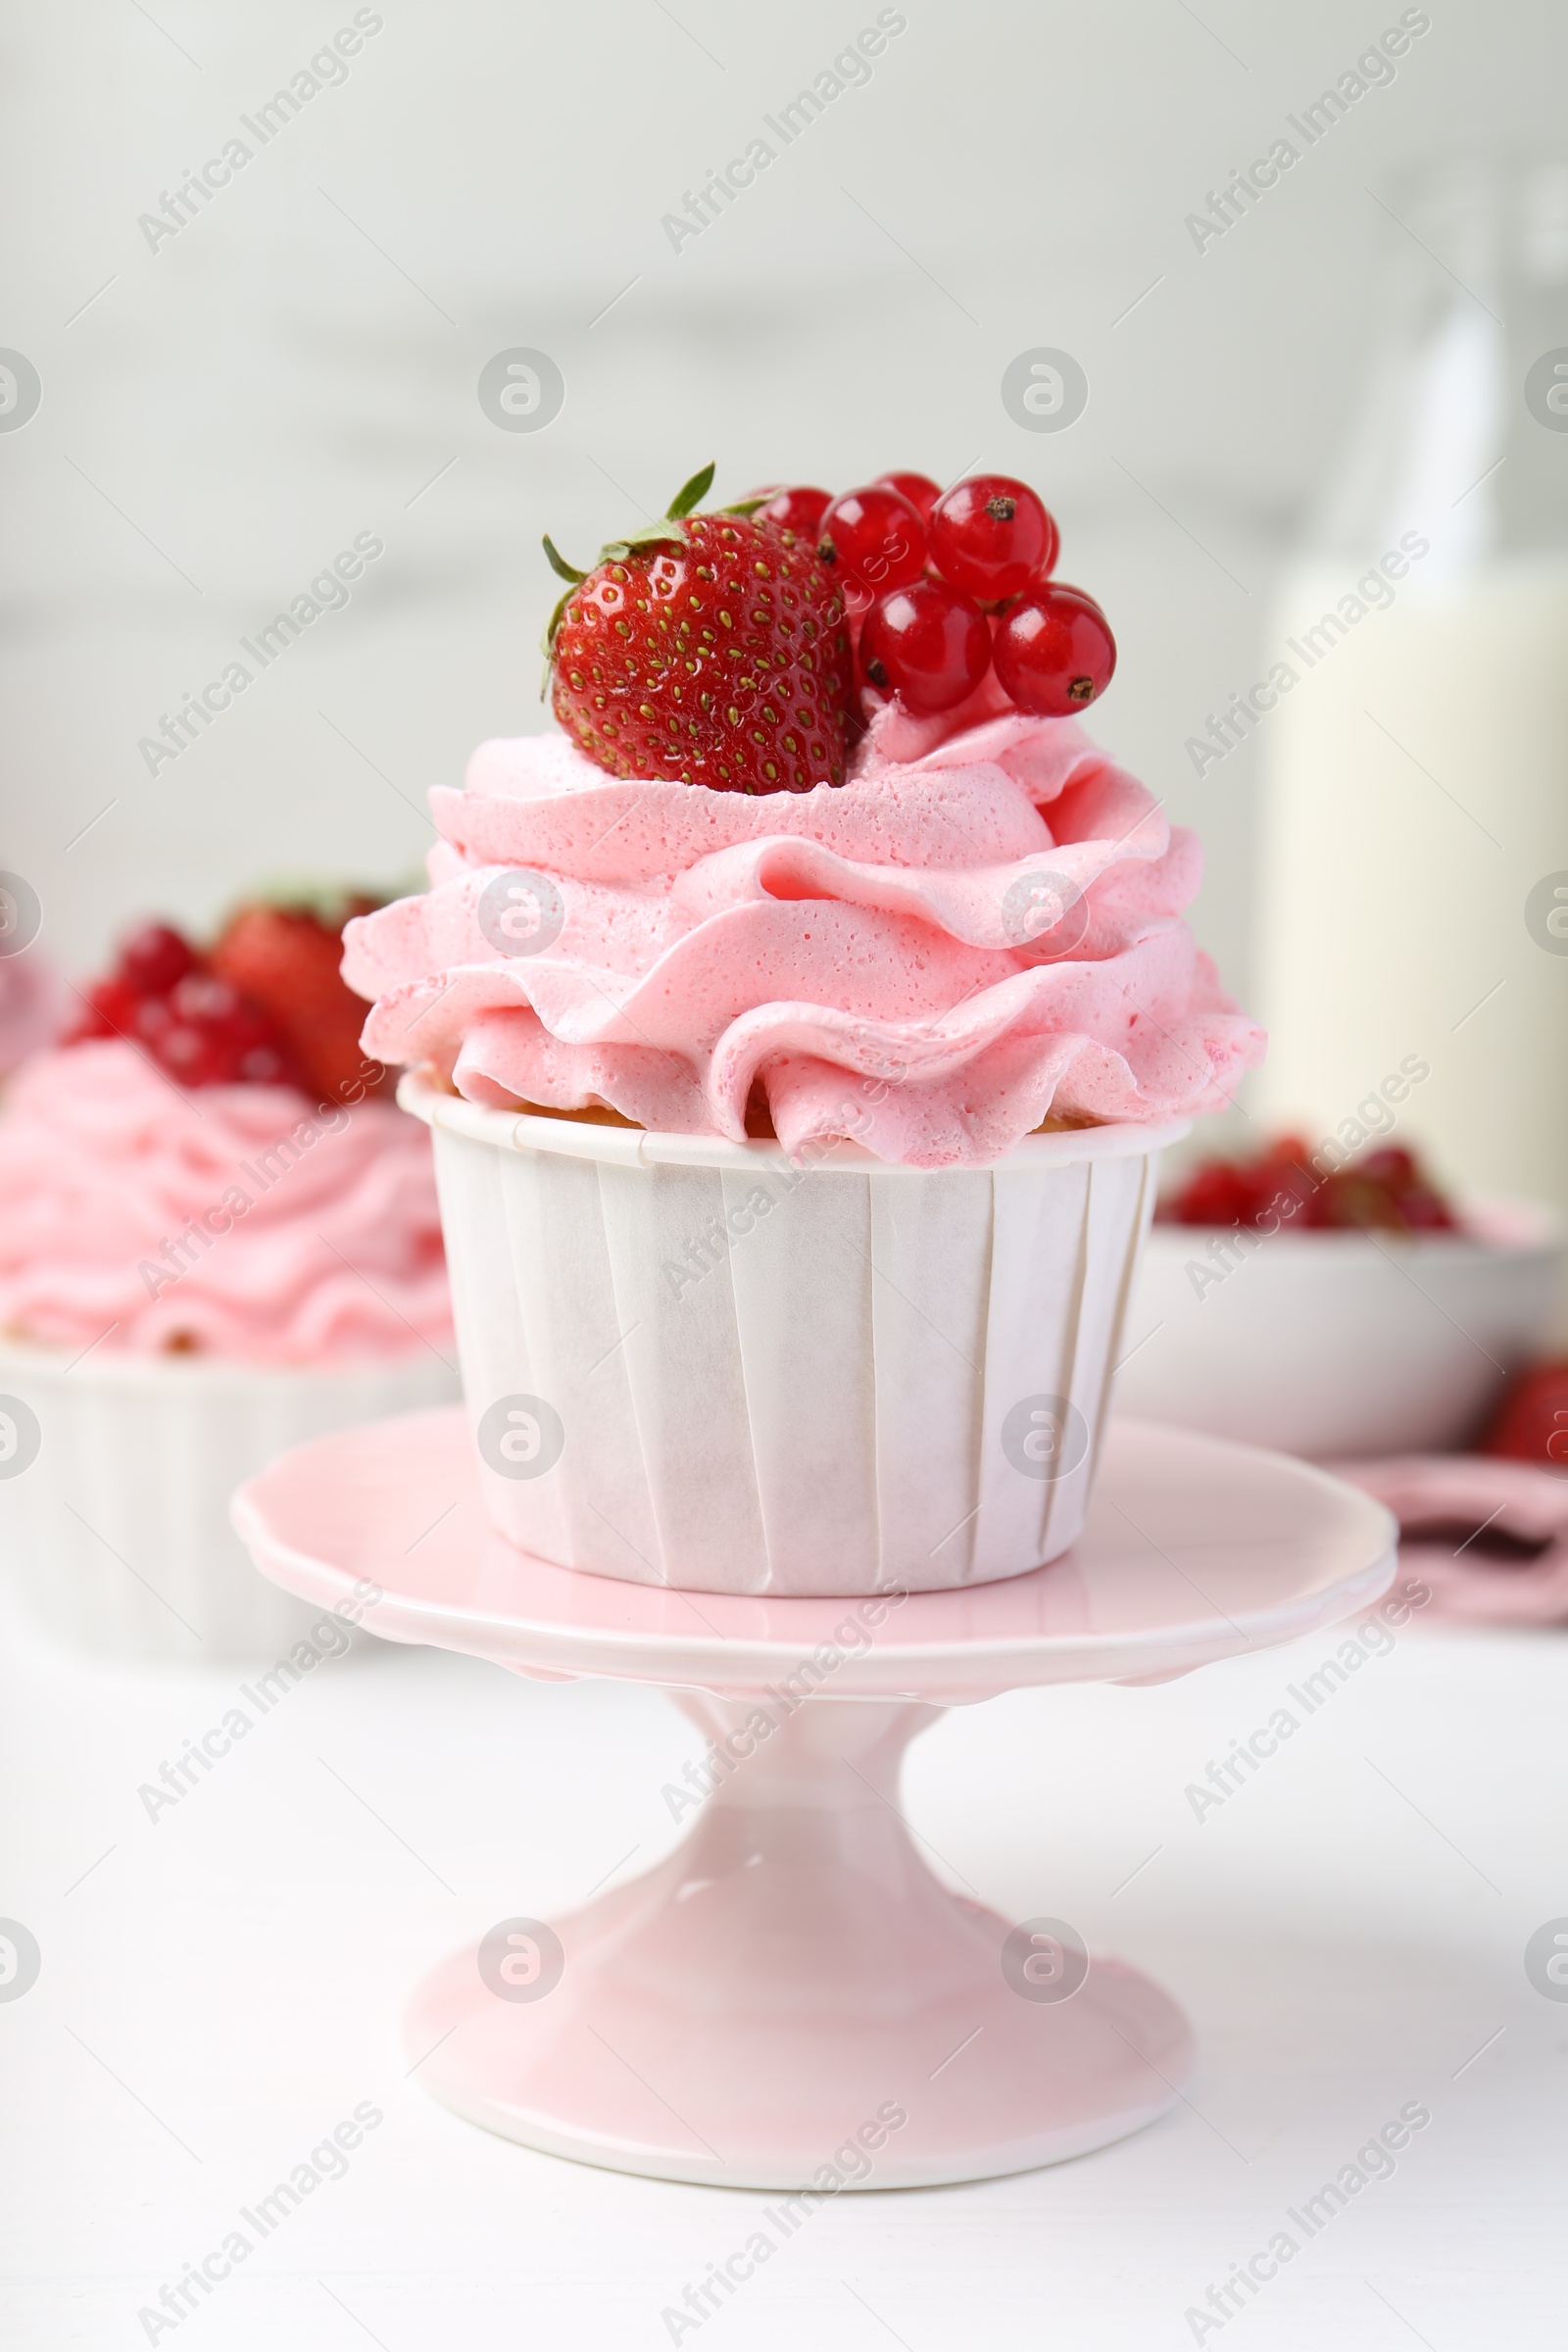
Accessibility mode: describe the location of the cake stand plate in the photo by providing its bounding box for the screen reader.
[233,1409,1396,2190]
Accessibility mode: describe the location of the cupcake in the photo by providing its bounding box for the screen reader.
[344,466,1263,1596]
[0,898,457,1658]
[0,865,59,1080]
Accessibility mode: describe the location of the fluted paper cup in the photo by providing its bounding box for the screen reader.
[0,1340,458,1660]
[403,1072,1186,1597]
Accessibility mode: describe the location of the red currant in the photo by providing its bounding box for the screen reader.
[236,1040,294,1087]
[172,972,238,1023]
[754,484,832,539]
[860,580,991,715]
[66,973,141,1042]
[816,485,926,602]
[133,973,294,1088]
[66,924,302,1086]
[928,474,1058,604]
[874,470,941,520]
[993,585,1116,716]
[153,1021,219,1085]
[119,921,197,996]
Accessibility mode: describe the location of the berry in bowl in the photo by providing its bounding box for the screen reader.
[1116,1131,1561,1458]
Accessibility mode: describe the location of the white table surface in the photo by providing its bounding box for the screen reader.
[2,1565,1565,2349]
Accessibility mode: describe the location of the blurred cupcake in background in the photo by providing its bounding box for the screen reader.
[0,891,456,1661]
[0,865,61,1083]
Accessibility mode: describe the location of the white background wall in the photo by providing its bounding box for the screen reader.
[2,0,1562,1076]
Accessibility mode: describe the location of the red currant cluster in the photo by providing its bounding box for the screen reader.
[754,471,1115,720]
[1158,1138,1458,1236]
[68,922,300,1090]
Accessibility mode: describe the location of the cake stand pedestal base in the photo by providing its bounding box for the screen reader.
[405,1693,1192,2188]
[232,1408,1396,2190]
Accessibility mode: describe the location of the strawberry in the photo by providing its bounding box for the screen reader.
[543,463,854,795]
[209,893,388,1101]
[1480,1361,1568,1469]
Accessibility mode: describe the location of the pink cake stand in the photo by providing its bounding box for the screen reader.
[232,1407,1395,2191]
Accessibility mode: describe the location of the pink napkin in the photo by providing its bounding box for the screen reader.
[1333,1455,1568,1627]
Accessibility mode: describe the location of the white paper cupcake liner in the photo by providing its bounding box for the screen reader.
[0,1340,458,1660]
[404,1075,1185,1596]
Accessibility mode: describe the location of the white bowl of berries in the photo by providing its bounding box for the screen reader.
[1114,1135,1563,1459]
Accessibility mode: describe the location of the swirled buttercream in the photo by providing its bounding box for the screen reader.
[0,1042,452,1361]
[345,686,1265,1168]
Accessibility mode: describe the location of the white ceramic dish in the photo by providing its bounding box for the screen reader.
[0,1338,459,1660]
[1115,1195,1562,1458]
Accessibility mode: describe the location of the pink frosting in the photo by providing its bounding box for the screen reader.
[0,1042,453,1363]
[344,684,1265,1168]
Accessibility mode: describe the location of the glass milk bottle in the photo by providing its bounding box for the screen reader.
[1253,158,1568,1232]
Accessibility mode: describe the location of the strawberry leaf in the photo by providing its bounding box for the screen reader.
[665,462,715,520]
[542,535,588,585]
[599,518,689,563]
